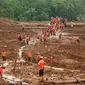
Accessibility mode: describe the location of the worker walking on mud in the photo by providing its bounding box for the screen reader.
[36,33,42,43]
[76,36,80,43]
[1,50,7,61]
[27,51,32,62]
[0,64,7,78]
[73,36,80,44]
[38,56,46,81]
[0,66,2,78]
[26,33,31,44]
[16,33,22,41]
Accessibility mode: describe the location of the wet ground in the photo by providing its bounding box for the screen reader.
[0,18,85,85]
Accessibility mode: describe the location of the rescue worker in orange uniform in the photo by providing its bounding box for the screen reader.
[76,36,80,43]
[43,34,47,42]
[0,66,2,78]
[36,33,42,39]
[27,51,32,62]
[16,33,19,39]
[36,33,42,43]
[0,63,7,78]
[73,36,80,43]
[42,29,46,34]
[38,56,46,81]
[1,50,7,61]
[16,33,22,41]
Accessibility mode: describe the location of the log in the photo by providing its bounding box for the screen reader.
[56,78,85,84]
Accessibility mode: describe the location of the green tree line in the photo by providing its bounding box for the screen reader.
[0,0,85,21]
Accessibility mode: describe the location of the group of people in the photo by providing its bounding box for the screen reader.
[21,17,66,81]
[23,50,53,81]
[15,16,80,82]
[36,17,66,42]
[0,16,81,82]
[15,16,67,45]
[16,32,31,45]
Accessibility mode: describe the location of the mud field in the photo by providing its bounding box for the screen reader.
[0,18,85,85]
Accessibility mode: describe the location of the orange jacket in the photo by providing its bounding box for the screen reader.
[36,34,42,39]
[46,32,50,36]
[38,60,46,70]
[56,24,60,29]
[42,29,46,34]
[27,51,32,57]
[2,51,6,56]
[0,67,2,75]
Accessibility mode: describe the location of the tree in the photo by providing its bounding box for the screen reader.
[0,0,85,21]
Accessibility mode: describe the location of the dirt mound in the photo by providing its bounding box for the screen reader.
[0,17,15,25]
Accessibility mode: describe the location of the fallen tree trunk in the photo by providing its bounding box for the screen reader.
[56,78,85,84]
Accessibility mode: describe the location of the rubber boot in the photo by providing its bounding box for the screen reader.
[40,76,43,81]
[39,76,43,81]
[41,76,43,81]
